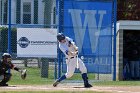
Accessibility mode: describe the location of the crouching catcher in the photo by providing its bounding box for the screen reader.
[0,53,27,86]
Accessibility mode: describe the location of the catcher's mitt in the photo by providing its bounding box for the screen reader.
[21,69,27,80]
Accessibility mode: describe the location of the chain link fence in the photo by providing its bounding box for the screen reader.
[0,0,118,86]
[0,0,57,81]
[57,0,117,81]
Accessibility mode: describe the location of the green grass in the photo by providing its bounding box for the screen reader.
[9,67,95,85]
[6,67,140,93]
[9,67,54,85]
[9,67,140,86]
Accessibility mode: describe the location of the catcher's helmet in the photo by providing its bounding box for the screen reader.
[2,53,11,59]
[57,33,65,42]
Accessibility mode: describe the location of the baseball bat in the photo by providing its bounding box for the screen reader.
[76,54,79,69]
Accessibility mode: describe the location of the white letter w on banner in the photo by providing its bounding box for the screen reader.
[69,9,106,53]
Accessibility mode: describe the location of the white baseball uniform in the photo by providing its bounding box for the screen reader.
[59,37,87,78]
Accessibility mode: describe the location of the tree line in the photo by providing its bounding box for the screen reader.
[117,0,140,20]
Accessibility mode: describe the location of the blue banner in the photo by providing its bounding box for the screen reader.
[62,0,113,73]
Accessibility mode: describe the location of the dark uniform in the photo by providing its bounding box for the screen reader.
[0,53,20,86]
[123,32,140,79]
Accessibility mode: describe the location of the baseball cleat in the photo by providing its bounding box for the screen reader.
[53,80,60,87]
[0,83,8,87]
[84,83,92,88]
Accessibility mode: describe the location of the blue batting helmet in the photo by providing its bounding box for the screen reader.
[57,33,65,42]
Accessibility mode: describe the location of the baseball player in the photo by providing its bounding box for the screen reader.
[0,53,27,86]
[53,33,92,88]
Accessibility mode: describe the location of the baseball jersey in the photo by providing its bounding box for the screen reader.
[0,61,14,75]
[59,37,76,58]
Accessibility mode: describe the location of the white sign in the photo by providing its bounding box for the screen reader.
[17,28,57,58]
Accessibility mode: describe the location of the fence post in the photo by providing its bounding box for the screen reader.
[0,0,1,25]
[8,0,11,53]
[113,0,117,81]
[41,58,49,78]
[54,58,57,79]
[8,0,11,73]
[38,58,41,68]
[24,59,28,67]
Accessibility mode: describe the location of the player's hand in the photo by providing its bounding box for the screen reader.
[7,61,11,64]
[71,51,78,56]
[76,51,78,55]
[75,47,78,51]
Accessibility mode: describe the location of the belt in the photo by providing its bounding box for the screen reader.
[66,57,74,59]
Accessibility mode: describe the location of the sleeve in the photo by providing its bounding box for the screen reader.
[59,44,69,56]
[7,63,14,69]
[0,62,14,74]
[4,62,14,69]
[10,64,14,69]
[9,63,20,72]
[66,37,75,45]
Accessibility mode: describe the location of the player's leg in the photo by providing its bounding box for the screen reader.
[0,73,12,86]
[0,75,4,86]
[130,61,135,79]
[78,58,92,88]
[53,58,76,87]
[135,61,140,79]
[53,74,66,87]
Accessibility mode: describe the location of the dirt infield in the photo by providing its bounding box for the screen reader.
[0,84,140,93]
